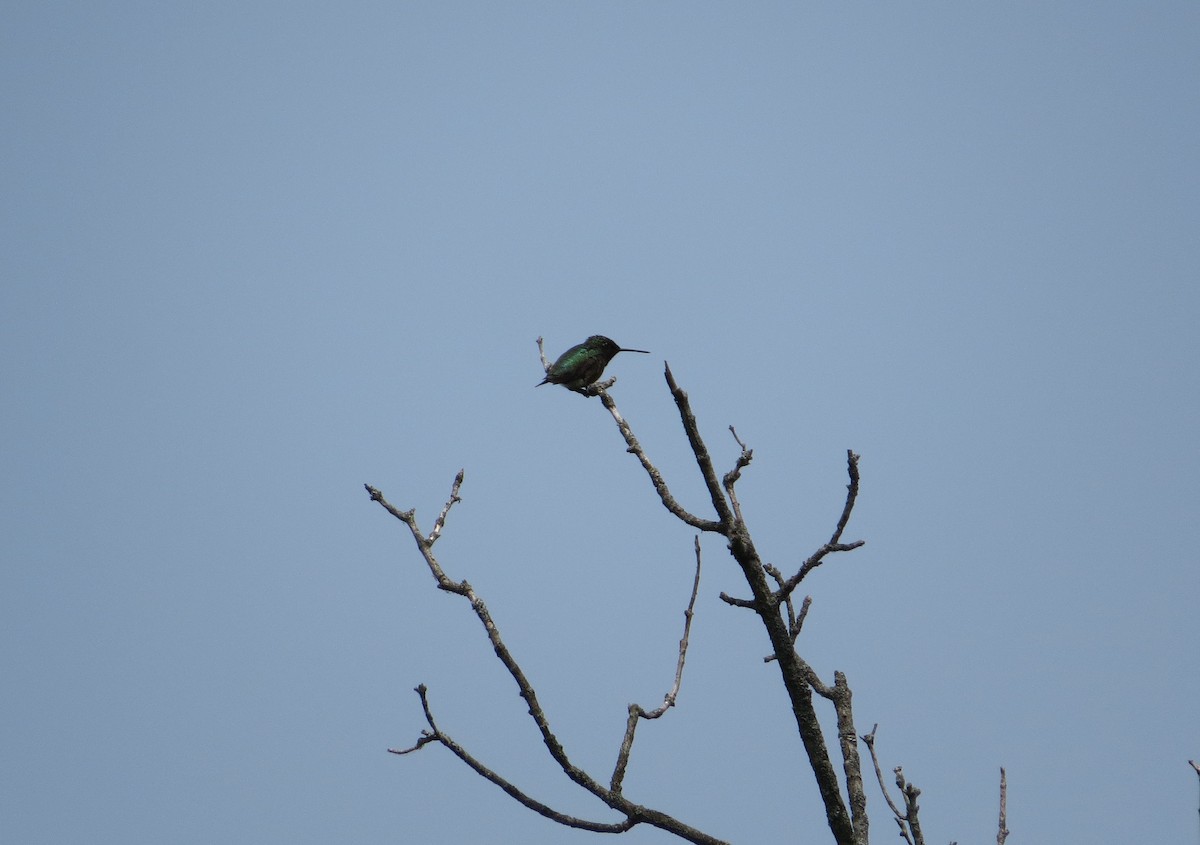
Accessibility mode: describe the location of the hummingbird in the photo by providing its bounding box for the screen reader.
[537,335,650,391]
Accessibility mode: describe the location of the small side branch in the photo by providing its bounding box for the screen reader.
[370,480,728,845]
[593,384,722,532]
[390,685,636,834]
[717,592,756,609]
[610,537,704,793]
[664,363,734,528]
[722,426,753,525]
[365,471,464,549]
[395,685,727,843]
[831,450,861,546]
[429,470,465,544]
[761,563,811,662]
[364,477,467,591]
[861,725,924,845]
[895,767,925,845]
[778,451,865,600]
[365,480,598,791]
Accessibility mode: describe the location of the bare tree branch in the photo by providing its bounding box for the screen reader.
[717,591,756,609]
[592,384,722,532]
[830,449,861,546]
[861,725,918,845]
[569,362,867,845]
[793,594,812,635]
[778,451,865,601]
[390,686,636,834]
[611,536,704,793]
[830,671,868,845]
[784,656,829,703]
[366,477,728,845]
[894,767,925,845]
[428,469,464,545]
[364,478,467,590]
[722,426,753,526]
[997,767,1009,845]
[760,579,811,664]
[366,480,606,794]
[638,365,857,845]
[662,363,735,527]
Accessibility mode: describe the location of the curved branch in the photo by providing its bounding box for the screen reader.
[365,481,603,792]
[778,451,865,600]
[611,536,704,793]
[592,385,722,532]
[367,480,728,845]
[861,725,924,845]
[393,686,636,833]
[367,482,606,794]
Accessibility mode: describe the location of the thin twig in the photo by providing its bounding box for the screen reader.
[777,451,865,600]
[861,725,914,845]
[368,479,729,845]
[428,469,465,545]
[364,482,466,590]
[794,595,812,635]
[611,536,704,793]
[722,426,753,525]
[387,728,439,755]
[592,384,723,532]
[831,450,861,545]
[366,479,599,791]
[391,685,636,833]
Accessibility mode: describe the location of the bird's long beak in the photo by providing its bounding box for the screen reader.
[619,347,650,354]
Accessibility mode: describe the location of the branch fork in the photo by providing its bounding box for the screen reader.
[366,474,722,844]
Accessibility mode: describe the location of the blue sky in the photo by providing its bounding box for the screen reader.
[2,2,1198,843]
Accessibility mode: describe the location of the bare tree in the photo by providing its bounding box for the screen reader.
[366,342,1005,843]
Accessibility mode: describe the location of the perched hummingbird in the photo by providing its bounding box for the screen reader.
[537,335,650,391]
